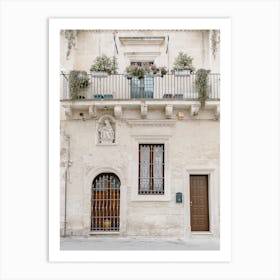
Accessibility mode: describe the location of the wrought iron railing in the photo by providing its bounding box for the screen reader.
[60,73,220,100]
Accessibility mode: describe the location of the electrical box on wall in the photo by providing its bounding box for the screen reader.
[176,192,183,203]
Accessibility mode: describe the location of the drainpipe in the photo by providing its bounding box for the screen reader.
[63,134,71,237]
[166,35,170,73]
[63,167,68,237]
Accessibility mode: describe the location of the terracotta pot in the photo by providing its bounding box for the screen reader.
[104,219,111,230]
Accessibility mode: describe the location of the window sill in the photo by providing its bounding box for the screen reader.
[191,231,213,236]
[89,231,120,235]
[130,194,171,202]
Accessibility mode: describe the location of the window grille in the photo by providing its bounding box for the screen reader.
[91,173,120,231]
[138,144,164,194]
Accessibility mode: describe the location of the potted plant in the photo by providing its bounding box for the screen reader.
[160,67,167,77]
[68,70,89,100]
[195,68,211,107]
[104,219,111,230]
[90,55,118,77]
[124,65,136,79]
[124,65,145,79]
[124,64,167,79]
[172,52,195,76]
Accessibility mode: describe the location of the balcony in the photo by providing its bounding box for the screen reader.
[60,73,220,120]
[60,73,220,101]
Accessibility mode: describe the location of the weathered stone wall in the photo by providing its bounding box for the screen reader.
[60,30,220,74]
[60,29,220,239]
[60,108,220,238]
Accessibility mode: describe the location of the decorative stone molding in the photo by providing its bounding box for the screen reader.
[119,37,165,46]
[83,165,127,234]
[185,167,218,237]
[125,52,161,62]
[130,135,171,202]
[65,107,73,119]
[190,104,200,116]
[165,105,173,119]
[141,103,148,118]
[114,105,122,118]
[205,101,220,121]
[214,104,220,120]
[89,105,97,118]
[126,119,176,127]
[97,115,116,144]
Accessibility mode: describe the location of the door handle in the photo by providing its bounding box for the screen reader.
[190,201,192,206]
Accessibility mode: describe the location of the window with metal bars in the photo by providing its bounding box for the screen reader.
[138,144,164,194]
[91,173,120,232]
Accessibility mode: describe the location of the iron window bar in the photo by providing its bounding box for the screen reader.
[91,173,120,232]
[138,144,164,195]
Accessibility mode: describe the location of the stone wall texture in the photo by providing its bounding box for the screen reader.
[60,109,220,238]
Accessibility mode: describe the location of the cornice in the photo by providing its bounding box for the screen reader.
[126,119,176,127]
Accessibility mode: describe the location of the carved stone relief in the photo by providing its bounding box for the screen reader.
[97,116,116,144]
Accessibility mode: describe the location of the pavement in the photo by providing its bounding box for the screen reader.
[60,236,220,251]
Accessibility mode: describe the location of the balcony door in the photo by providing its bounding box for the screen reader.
[130,62,154,99]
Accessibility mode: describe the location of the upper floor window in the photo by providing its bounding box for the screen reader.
[138,144,164,195]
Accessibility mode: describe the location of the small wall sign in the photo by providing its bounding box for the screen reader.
[176,192,183,203]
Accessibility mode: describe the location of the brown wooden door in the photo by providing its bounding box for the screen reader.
[190,175,209,231]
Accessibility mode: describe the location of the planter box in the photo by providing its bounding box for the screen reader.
[163,94,173,99]
[103,94,113,99]
[77,95,86,100]
[91,71,108,78]
[174,70,191,76]
[93,94,104,100]
[153,72,162,77]
[174,94,184,99]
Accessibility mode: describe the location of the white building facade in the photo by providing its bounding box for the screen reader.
[60,30,220,239]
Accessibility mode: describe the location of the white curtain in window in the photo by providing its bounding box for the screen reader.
[153,145,163,191]
[140,145,150,191]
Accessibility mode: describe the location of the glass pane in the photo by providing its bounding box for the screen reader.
[144,77,153,98]
[131,77,154,99]
[131,77,141,98]
[153,145,163,191]
[140,145,150,191]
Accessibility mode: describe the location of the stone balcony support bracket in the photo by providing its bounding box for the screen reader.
[114,105,123,118]
[205,101,220,120]
[190,104,200,116]
[65,107,73,119]
[141,103,148,118]
[214,104,220,120]
[165,104,173,119]
[89,105,97,118]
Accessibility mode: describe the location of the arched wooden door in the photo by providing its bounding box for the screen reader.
[91,173,120,232]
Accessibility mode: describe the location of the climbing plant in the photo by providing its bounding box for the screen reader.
[64,30,78,60]
[69,70,89,100]
[195,69,211,107]
[211,30,220,59]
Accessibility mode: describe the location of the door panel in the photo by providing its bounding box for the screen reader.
[190,175,209,231]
